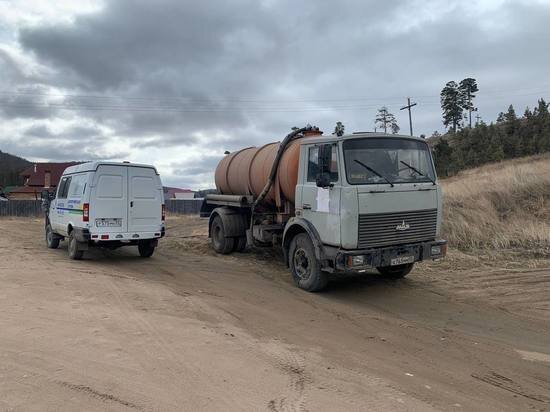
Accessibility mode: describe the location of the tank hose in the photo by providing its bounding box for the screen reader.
[253,125,316,209]
[248,125,318,239]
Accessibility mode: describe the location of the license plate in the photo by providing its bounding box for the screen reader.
[95,218,122,227]
[391,255,415,266]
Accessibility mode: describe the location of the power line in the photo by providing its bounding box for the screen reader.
[1,83,550,104]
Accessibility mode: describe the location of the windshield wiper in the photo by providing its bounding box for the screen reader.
[354,160,394,187]
[400,161,436,185]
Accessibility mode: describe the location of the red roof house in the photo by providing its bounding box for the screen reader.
[8,162,82,199]
[163,186,195,201]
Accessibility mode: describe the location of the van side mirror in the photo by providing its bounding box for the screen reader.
[41,189,50,200]
[316,144,333,188]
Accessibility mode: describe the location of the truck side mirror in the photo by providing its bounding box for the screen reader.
[316,172,332,188]
[316,144,333,188]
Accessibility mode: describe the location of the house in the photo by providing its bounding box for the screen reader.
[163,186,195,201]
[8,162,82,200]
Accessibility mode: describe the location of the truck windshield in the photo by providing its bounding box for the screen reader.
[343,138,436,185]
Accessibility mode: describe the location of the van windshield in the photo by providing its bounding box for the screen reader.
[343,138,435,185]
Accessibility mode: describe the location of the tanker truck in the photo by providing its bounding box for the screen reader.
[201,125,447,292]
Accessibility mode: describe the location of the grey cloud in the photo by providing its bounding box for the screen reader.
[1,137,129,162]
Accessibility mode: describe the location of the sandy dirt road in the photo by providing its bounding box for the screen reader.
[1,216,550,411]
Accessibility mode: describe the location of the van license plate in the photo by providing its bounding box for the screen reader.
[96,218,122,227]
[391,255,415,266]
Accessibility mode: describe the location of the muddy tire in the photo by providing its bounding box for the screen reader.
[233,236,247,253]
[211,215,234,254]
[68,232,84,260]
[377,263,414,279]
[289,233,328,292]
[138,240,156,258]
[45,223,60,249]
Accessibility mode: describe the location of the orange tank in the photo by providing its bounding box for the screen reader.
[215,131,322,205]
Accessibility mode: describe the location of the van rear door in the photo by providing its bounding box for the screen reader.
[128,166,162,233]
[90,165,128,233]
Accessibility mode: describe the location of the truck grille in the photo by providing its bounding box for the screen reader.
[358,209,437,248]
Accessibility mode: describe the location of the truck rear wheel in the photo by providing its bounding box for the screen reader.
[138,240,156,258]
[46,223,60,249]
[377,263,414,279]
[289,233,328,292]
[68,232,84,260]
[233,236,247,252]
[211,215,235,254]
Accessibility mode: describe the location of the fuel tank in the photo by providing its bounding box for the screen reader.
[214,130,322,204]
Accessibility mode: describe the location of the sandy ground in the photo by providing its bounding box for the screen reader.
[1,216,550,411]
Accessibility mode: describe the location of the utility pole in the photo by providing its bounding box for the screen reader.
[475,112,482,126]
[400,97,417,136]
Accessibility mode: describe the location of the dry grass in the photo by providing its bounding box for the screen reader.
[441,153,550,254]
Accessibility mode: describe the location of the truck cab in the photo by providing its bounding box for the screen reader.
[287,133,446,288]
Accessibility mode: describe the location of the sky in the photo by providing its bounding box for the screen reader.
[0,0,549,189]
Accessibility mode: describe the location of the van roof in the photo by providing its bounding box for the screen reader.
[62,161,159,175]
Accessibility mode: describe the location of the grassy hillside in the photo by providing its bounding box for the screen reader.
[0,150,31,188]
[442,154,550,254]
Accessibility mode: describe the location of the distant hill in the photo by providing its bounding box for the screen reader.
[0,150,31,188]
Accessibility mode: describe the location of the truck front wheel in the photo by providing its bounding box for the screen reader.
[289,233,328,292]
[45,223,60,249]
[211,215,235,254]
[377,263,414,279]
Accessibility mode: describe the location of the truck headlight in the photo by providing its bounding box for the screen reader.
[347,255,366,267]
[431,244,447,256]
[431,245,441,256]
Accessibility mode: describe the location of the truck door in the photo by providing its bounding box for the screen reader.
[127,167,162,233]
[299,143,342,247]
[90,165,128,233]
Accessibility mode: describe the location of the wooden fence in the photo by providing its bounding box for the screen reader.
[165,199,203,215]
[0,200,44,217]
[0,199,204,218]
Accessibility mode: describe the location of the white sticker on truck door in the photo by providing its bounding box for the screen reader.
[316,187,330,213]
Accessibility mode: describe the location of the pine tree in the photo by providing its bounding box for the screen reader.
[333,121,345,137]
[433,138,453,177]
[459,78,479,128]
[440,81,463,132]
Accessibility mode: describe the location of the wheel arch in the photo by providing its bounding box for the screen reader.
[282,217,325,267]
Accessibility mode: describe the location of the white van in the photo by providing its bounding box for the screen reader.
[44,161,165,260]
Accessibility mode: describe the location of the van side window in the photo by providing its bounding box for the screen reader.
[68,174,86,198]
[57,176,72,199]
[307,145,339,182]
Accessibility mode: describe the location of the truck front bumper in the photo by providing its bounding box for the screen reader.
[333,239,447,272]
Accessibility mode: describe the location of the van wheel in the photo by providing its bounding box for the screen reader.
[233,236,247,252]
[289,233,328,292]
[68,232,84,260]
[377,263,414,279]
[211,215,234,254]
[46,223,60,249]
[138,240,156,258]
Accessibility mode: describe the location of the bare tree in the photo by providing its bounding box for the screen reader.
[375,107,400,134]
